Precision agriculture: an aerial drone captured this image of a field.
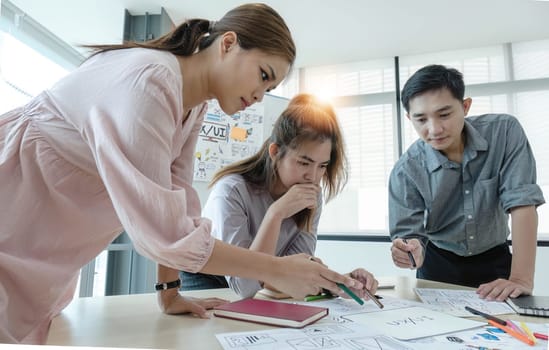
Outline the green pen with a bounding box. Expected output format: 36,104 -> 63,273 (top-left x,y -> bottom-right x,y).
337,283 -> 364,305
304,293 -> 334,302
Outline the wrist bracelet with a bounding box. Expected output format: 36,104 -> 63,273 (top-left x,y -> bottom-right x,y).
154,279 -> 181,291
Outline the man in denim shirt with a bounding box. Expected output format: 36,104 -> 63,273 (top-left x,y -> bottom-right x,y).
389,64 -> 545,301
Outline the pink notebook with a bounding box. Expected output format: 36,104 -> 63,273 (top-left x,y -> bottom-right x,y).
213,298 -> 328,328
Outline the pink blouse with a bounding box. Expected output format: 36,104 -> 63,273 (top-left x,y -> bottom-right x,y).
0,48 -> 215,343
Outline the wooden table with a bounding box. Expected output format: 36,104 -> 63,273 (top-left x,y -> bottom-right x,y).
46,276 -> 547,348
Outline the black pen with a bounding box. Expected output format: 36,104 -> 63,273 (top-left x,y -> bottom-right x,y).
402,238 -> 417,268
464,306 -> 507,326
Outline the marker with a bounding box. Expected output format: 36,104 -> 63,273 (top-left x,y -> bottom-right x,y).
519,321 -> 537,344
464,306 -> 507,326
533,332 -> 548,341
402,238 -> 417,268
304,293 -> 334,302
487,320 -> 534,346
336,283 -> 364,305
506,319 -> 527,336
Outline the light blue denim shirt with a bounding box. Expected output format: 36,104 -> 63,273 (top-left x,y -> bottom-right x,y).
389,114 -> 545,256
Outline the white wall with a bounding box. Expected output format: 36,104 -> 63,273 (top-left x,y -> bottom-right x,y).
9,1 -> 549,69
315,241 -> 549,295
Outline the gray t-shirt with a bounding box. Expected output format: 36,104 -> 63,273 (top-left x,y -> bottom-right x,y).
389,114 -> 545,256
203,174 -> 321,297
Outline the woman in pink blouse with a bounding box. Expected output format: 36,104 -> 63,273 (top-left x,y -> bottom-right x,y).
0,3 -> 361,344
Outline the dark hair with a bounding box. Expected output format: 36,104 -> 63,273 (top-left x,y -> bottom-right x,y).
211,93 -> 348,232
86,3 -> 295,67
401,64 -> 465,113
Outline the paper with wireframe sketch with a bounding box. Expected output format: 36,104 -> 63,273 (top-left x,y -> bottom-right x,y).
344,306 -> 485,340
414,288 -> 515,316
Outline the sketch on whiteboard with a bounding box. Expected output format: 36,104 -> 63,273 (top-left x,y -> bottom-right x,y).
193,99 -> 264,182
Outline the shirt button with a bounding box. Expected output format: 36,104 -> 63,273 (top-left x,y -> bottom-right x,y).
465,190 -> 470,194
467,215 -> 473,219
468,252 -> 473,255
469,236 -> 474,239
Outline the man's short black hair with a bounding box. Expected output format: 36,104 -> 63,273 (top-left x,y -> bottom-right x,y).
401,64 -> 465,113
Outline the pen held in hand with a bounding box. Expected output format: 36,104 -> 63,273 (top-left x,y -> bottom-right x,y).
363,288 -> 384,309
336,283 -> 364,305
336,283 -> 384,309
402,238 -> 417,268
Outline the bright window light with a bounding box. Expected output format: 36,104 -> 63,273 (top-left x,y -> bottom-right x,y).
0,31 -> 69,113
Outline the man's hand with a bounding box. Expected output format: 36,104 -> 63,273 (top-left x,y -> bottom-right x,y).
157,289 -> 228,318
390,238 -> 423,269
477,277 -> 533,301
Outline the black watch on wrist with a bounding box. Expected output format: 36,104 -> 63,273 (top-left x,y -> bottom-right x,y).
154,279 -> 181,291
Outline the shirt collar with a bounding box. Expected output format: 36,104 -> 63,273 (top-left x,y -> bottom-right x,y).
463,118 -> 488,152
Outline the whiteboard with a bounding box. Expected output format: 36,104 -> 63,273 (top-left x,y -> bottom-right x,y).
262,94 -> 291,137
193,94 -> 289,182
192,94 -> 289,203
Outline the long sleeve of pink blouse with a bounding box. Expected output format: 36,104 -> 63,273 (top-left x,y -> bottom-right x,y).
74,52 -> 215,272
31,47 -> 216,272
0,48 -> 215,344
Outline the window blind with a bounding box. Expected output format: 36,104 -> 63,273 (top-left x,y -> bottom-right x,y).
302,39 -> 549,234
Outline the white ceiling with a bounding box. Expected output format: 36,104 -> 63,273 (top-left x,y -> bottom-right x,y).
9,0 -> 549,68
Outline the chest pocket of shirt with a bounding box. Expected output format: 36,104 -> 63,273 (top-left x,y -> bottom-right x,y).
474,176 -> 503,241
475,176 -> 499,209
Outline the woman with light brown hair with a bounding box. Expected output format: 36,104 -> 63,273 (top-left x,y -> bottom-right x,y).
0,4 -> 361,344
179,93 -> 379,298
